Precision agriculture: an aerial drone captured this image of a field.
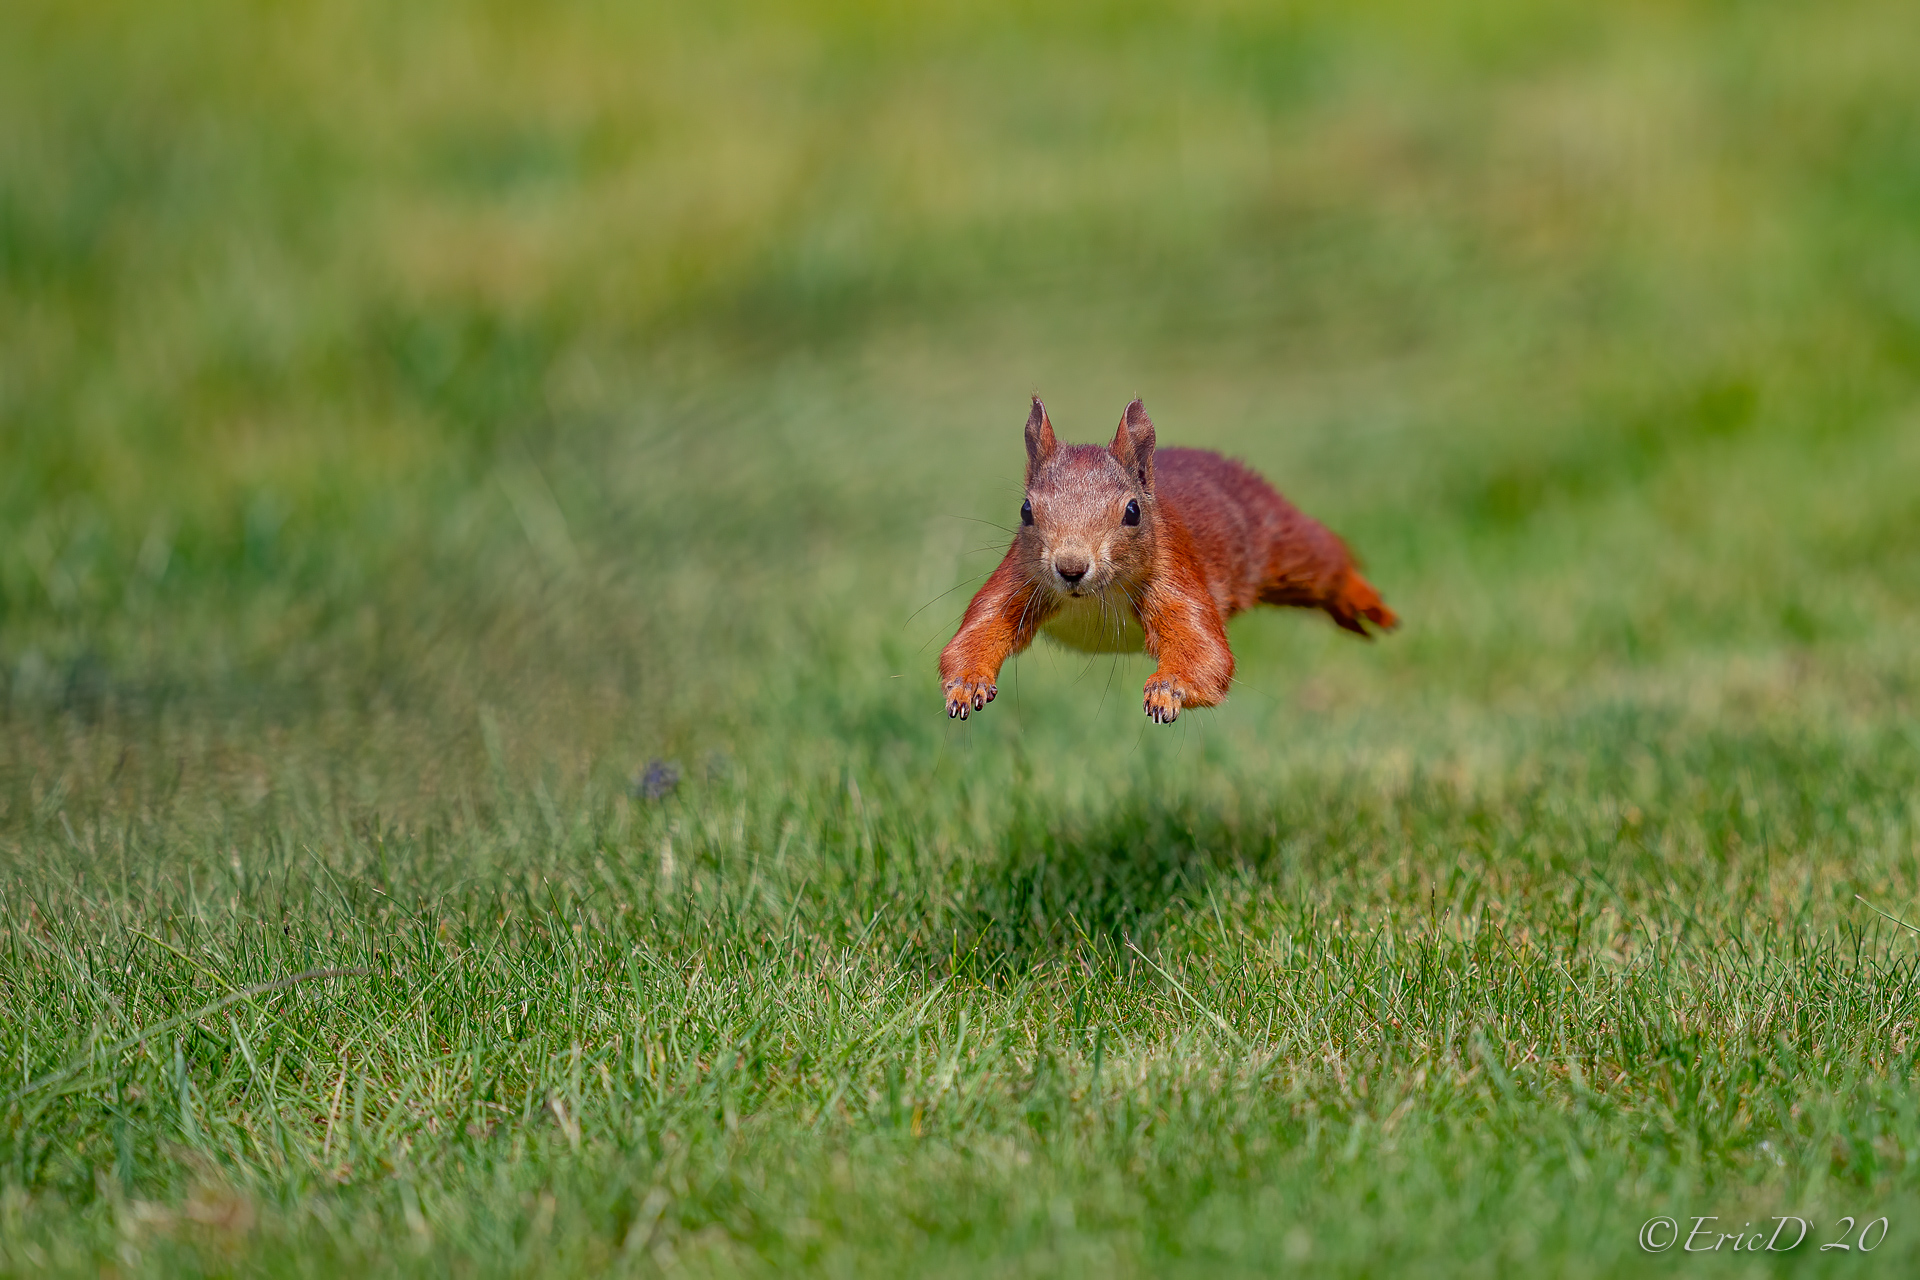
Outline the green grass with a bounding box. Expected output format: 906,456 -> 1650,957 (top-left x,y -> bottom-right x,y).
6,0 -> 1920,1273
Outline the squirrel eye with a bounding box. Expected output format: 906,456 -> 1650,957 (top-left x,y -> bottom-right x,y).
1123,498 -> 1141,526
1020,497 -> 1034,526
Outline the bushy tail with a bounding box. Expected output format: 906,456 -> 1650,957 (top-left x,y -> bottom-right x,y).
1328,569 -> 1398,639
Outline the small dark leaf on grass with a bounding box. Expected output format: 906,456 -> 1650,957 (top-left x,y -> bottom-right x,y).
633,759 -> 680,800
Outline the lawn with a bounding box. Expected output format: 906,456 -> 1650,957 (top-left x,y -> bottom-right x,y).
5,0 -> 1920,1274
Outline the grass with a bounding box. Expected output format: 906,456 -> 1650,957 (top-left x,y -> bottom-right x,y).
5,0 -> 1920,1273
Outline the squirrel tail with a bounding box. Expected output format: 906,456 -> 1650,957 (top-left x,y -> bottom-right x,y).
1328,569 -> 1398,639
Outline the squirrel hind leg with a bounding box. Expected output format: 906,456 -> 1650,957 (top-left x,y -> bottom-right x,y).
1328,570 -> 1398,638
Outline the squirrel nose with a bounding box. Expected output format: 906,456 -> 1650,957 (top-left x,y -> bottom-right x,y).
1055,557 -> 1089,585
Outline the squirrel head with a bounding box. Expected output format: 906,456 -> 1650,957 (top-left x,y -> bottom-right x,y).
1016,396 -> 1157,599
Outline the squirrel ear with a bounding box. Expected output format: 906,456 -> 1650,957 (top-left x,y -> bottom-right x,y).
1111,398 -> 1155,490
1025,396 -> 1057,479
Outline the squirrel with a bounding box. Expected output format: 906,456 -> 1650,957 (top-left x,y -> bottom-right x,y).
940,397 -> 1397,723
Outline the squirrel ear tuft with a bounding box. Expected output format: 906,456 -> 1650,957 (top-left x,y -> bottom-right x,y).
1025,396 -> 1057,478
1112,399 -> 1155,490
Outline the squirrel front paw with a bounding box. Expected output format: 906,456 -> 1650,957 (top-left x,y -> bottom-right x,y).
1142,674 -> 1188,724
944,674 -> 997,720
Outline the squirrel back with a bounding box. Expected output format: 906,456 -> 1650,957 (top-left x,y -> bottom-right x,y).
1151,447 -> 1398,637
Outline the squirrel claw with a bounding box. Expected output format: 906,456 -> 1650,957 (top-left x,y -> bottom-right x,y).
1142,676 -> 1185,724
944,676 -> 997,721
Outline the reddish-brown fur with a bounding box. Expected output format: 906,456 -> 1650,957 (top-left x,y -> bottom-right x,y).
940,397 -> 1396,723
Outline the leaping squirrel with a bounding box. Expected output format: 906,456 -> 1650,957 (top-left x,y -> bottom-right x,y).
941,397 -> 1397,723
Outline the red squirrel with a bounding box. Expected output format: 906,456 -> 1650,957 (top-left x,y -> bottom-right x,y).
940,397 -> 1397,723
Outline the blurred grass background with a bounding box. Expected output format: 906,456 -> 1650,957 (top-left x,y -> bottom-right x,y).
5,0 -> 1920,1274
